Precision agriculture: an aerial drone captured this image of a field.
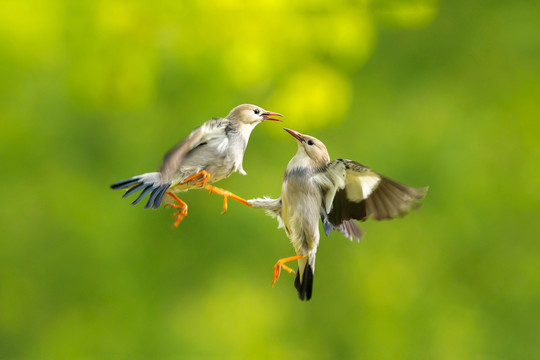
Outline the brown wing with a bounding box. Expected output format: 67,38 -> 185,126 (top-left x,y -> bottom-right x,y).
159,117 -> 228,182
365,174 -> 428,220
326,159 -> 428,226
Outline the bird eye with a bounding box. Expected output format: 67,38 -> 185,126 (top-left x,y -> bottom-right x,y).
253,109 -> 260,115
307,140 -> 314,146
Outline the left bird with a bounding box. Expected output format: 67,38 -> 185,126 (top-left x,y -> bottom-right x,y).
110,104 -> 283,227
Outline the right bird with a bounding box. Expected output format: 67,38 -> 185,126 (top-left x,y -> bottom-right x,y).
111,104 -> 283,227
249,128 -> 428,301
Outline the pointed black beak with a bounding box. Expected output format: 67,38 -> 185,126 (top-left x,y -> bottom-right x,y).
284,128 -> 304,142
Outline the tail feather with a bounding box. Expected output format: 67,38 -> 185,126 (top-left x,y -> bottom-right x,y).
144,184 -> 170,209
110,178 -> 139,190
131,185 -> 155,205
111,172 -> 171,210
150,184 -> 170,209
294,262 -> 314,301
122,183 -> 146,198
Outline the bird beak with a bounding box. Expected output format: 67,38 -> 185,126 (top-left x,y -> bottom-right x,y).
284,128 -> 304,142
262,111 -> 284,122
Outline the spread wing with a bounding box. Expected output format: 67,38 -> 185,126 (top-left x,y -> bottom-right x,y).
159,118 -> 229,182
318,159 -> 428,239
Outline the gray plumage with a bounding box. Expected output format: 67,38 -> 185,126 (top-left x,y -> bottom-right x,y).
111,104 -> 282,212
249,128 -> 428,301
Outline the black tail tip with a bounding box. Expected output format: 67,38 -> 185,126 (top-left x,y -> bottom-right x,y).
110,178 -> 139,190
294,264 -> 313,301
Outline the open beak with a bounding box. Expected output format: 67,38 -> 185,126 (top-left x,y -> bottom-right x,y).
284,128 -> 304,142
262,111 -> 284,122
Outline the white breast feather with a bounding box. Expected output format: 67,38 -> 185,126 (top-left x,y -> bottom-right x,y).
216,136 -> 229,153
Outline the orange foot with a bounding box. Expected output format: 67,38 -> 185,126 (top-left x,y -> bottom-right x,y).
272,254 -> 307,286
182,170 -> 210,187
204,184 -> 252,214
165,192 -> 188,227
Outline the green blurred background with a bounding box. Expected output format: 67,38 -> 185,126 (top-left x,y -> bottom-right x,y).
1,0 -> 539,358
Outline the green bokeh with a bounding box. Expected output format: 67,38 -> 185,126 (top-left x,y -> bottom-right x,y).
1,0 -> 539,359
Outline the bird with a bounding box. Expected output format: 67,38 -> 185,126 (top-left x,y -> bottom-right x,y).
111,104 -> 283,227
248,128 -> 428,301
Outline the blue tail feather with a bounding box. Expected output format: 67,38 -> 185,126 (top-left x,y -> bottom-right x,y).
122,183 -> 146,198
145,184 -> 169,209
112,173 -> 170,209
152,185 -> 170,209
111,178 -> 139,190
131,185 -> 155,205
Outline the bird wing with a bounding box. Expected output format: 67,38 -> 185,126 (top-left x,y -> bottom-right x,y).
320,210 -> 363,242
159,118 -> 229,182
317,159 -> 428,238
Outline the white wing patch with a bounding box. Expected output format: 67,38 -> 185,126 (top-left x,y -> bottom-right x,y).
346,172 -> 381,201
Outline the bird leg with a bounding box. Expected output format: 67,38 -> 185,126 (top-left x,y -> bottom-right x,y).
165,192 -> 188,227
182,170 -> 210,187
272,254 -> 308,286
203,185 -> 252,214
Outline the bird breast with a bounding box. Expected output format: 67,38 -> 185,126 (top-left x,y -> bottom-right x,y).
281,173 -> 322,254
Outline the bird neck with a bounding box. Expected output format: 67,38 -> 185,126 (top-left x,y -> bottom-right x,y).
232,121 -> 258,144
287,150 -> 316,173
286,147 -> 329,176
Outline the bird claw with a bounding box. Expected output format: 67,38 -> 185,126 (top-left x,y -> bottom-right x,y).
182,170 -> 210,188
166,192 -> 188,228
271,260 -> 296,286
221,196 -> 228,214
194,175 -> 209,187
272,263 -> 282,287
271,254 -> 307,286
171,210 -> 187,227
165,203 -> 182,209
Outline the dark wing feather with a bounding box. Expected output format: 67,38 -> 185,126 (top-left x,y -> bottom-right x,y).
365,175 -> 428,220
325,159 -> 427,229
322,210 -> 363,242
327,188 -> 367,223
336,219 -> 363,241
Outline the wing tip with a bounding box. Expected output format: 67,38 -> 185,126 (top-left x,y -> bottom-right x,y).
417,186 -> 429,199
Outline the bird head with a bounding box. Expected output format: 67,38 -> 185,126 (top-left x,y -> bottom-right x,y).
284,128 -> 330,165
227,104 -> 283,125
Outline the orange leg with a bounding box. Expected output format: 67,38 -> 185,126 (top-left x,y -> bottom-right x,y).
182,170 -> 210,187
204,184 -> 252,214
272,254 -> 307,286
165,192 -> 188,227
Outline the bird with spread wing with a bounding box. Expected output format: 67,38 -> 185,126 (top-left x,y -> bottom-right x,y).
249,128 -> 428,301
111,104 -> 283,227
